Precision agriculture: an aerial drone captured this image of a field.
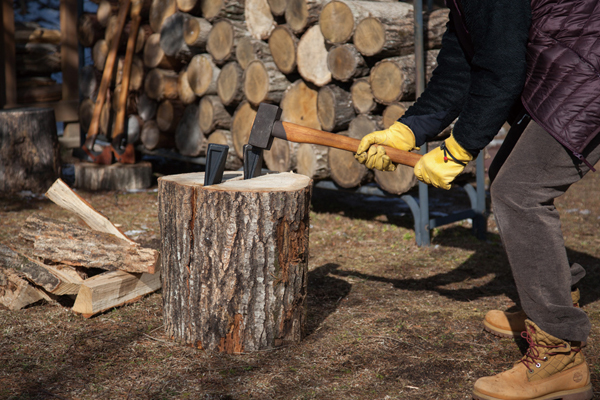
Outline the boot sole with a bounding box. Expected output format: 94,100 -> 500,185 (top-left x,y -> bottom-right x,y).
472,383 -> 593,400
482,320 -> 521,338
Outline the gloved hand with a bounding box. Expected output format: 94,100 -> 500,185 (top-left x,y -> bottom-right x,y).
355,121 -> 416,171
414,134 -> 473,190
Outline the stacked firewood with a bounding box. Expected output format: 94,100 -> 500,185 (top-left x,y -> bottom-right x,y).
0,180 -> 161,317
77,0 -> 450,194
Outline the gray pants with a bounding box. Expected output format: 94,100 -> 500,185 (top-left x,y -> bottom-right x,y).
490,120 -> 600,342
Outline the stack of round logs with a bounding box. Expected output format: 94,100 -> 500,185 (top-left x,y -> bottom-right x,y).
78,0 -> 450,195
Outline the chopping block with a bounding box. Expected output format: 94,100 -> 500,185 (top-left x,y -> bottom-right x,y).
158,171 -> 312,353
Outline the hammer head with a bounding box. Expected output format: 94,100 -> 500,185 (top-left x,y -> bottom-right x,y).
247,103 -> 282,151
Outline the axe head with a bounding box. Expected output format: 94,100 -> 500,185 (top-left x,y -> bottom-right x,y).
247,103 -> 282,151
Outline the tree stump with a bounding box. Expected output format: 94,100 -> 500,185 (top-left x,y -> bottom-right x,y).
159,171 -> 312,352
0,108 -> 60,195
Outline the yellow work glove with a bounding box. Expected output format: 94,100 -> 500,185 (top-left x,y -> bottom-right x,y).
355,121 -> 416,171
414,134 -> 473,190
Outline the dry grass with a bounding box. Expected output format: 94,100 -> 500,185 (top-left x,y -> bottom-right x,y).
0,169 -> 599,399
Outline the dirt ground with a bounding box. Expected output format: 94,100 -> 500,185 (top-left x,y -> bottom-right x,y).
1,160 -> 599,400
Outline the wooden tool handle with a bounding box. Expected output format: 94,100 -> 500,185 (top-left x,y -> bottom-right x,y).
279,121 -> 422,167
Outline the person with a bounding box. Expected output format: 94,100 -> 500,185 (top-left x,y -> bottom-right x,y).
355,0 -> 599,399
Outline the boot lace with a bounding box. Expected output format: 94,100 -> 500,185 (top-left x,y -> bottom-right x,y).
519,329 -> 578,373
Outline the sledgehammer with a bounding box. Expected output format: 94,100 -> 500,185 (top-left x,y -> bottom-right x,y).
243,103 -> 422,179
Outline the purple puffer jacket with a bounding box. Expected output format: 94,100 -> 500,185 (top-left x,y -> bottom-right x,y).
521,0 -> 600,166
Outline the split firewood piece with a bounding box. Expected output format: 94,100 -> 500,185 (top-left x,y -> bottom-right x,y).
328,130 -> 373,189
159,172 -> 311,352
245,0 -> 276,40
175,103 -> 206,157
144,68 -> 179,101
217,61 -> 244,107
156,99 -> 185,134
0,268 -> 48,310
285,0 -> 327,34
160,12 -> 194,63
317,84 -> 355,132
263,138 -> 292,173
187,54 -> 221,96
207,130 -> 243,170
143,33 -> 182,70
280,79 -> 321,129
267,0 -> 288,17
142,120 -> 175,150
77,13 -> 104,48
20,215 -> 160,275
199,96 -> 232,135
327,44 -> 368,82
183,16 -> 212,52
268,25 -> 298,75
177,68 -> 197,105
236,36 -> 272,70
231,101 -> 257,159
207,20 -> 250,65
0,243 -> 83,296
295,143 -> 329,180
72,268 -> 161,318
149,0 -> 177,32
243,59 -> 291,106
296,25 -> 331,87
201,0 -> 245,21
370,50 -> 439,104
45,179 -> 132,243
137,92 -> 158,121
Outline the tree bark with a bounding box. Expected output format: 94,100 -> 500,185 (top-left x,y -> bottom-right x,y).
141,119 -> 175,149
149,0 -> 177,32
236,36 -> 272,70
217,61 -> 244,107
187,53 -> 221,96
177,68 -> 197,105
144,68 -> 179,101
143,33 -> 182,70
175,103 -> 206,156
199,95 -> 232,134
74,162 -> 153,191
156,99 -> 185,134
207,129 -> 243,170
201,0 -> 245,21
183,16 -> 212,51
207,20 -> 250,65
78,13 -> 104,47
0,108 -> 60,195
231,100 -> 257,159
295,143 -> 329,180
15,43 -> 61,76
268,24 -> 297,75
0,268 -> 46,310
285,0 -> 326,34
327,44 -> 368,82
159,171 -> 311,352
243,59 -> 291,106
317,84 -> 355,132
296,25 -> 331,87
245,0 -> 276,40
370,50 -> 439,104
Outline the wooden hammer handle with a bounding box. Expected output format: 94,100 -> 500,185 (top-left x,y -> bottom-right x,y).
279,121 -> 422,167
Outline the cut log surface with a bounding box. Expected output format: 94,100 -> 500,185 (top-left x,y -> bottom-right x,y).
97,0 -> 118,27
183,16 -> 212,51
263,137 -> 291,172
77,13 -> 104,47
72,268 -> 161,318
207,20 -> 249,65
20,215 -> 160,274
144,68 -> 179,101
217,61 -> 244,106
348,113 -> 381,138
157,99 -> 185,133
295,143 -> 329,180
350,77 -> 379,114
199,95 -> 232,134
382,102 -> 410,128
374,163 -> 417,195
177,0 -> 201,13
285,0 -> 326,34
231,101 -> 257,158
370,50 -> 439,104
317,84 -> 355,132
0,268 -> 46,310
280,80 -> 320,130
175,103 -> 205,156
160,12 -> 193,62
327,44 -> 368,82
0,108 -> 60,195
74,162 -> 153,191
142,120 -> 175,149
93,39 -> 109,70
245,0 -> 276,40
187,54 -> 220,96
177,68 -> 197,104
137,92 -> 158,121
296,25 -> 331,87
236,36 -> 272,70
328,137 -> 372,188
268,25 -> 297,74
267,0 -> 288,16
127,114 -> 144,144
243,59 -> 291,106
207,130 -> 243,170
143,33 -> 181,70
149,0 -> 177,32
201,0 -> 245,21
159,171 -> 311,352
14,27 -> 62,44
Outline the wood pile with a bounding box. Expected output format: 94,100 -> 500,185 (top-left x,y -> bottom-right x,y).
79,0 -> 451,195
0,179 -> 161,317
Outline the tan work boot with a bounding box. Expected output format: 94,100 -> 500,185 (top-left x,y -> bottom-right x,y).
473,320 -> 593,400
483,289 -> 580,338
